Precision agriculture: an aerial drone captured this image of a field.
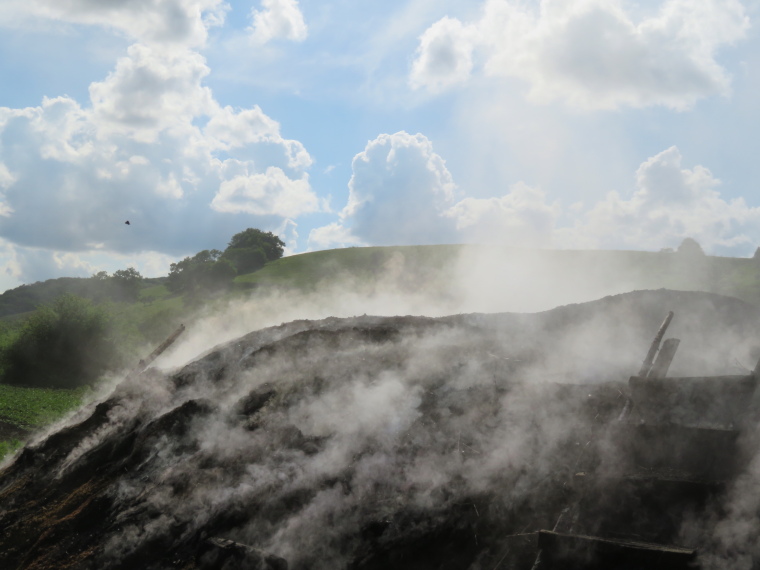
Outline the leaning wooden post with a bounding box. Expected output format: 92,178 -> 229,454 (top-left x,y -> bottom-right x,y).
638,311 -> 674,377
129,324 -> 186,377
753,356 -> 760,380
647,338 -> 680,378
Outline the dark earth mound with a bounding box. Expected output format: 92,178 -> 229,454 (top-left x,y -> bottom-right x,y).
2,289 -> 760,569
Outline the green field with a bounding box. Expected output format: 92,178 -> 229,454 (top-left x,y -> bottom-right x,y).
0,384 -> 88,429
0,384 -> 89,460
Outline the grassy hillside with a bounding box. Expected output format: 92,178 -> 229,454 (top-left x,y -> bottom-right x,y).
235,245 -> 760,308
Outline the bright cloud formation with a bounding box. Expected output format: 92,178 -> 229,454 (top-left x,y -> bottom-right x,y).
311,134 -> 760,256
411,0 -> 749,110
248,0 -> 308,44
571,147 -> 760,253
0,0 -> 227,47
311,131 -> 459,248
409,16 -> 475,93
0,5 -> 320,285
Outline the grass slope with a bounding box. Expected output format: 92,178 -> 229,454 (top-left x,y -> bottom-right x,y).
236,246 -> 760,308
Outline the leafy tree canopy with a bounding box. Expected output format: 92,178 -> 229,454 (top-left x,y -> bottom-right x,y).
227,229 -> 284,261
167,250 -> 236,295
677,237 -> 705,256
221,228 -> 285,275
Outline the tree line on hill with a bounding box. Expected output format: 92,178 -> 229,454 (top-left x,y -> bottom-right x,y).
0,228 -> 284,389
167,228 -> 284,295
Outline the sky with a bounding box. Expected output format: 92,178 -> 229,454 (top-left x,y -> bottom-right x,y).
0,0 -> 759,292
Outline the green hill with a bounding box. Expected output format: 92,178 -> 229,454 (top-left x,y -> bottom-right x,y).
234,245 -> 760,308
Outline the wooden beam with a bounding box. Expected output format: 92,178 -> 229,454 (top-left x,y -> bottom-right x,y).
638,311 -> 674,377
129,324 -> 186,378
647,338 -> 680,378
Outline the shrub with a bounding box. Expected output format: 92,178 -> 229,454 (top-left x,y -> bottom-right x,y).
1,295 -> 121,388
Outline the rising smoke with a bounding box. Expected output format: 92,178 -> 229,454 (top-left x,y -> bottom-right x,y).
2,247 -> 760,569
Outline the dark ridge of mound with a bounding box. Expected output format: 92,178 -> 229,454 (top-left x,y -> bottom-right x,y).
1,289 -> 759,569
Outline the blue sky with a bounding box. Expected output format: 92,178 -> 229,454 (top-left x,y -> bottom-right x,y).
0,0 -> 759,292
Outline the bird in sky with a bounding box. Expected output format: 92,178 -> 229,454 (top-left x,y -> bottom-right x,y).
125,221 -> 130,225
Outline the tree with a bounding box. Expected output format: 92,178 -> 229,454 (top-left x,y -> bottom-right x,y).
167,250 -> 234,294
1,295 -> 121,388
222,228 -> 285,275
112,267 -> 143,301
222,247 -> 268,274
677,237 -> 705,256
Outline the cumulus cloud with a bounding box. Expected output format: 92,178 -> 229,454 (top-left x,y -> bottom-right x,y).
90,44 -> 215,143
412,0 -> 749,109
327,131 -> 458,247
249,0 -> 308,44
445,182 -> 561,247
308,222 -> 359,250
0,0 -> 227,47
567,146 -> 760,253
409,16 -> 475,93
211,168 -> 319,217
311,137 -> 760,257
309,132 -> 561,250
0,31 -> 320,284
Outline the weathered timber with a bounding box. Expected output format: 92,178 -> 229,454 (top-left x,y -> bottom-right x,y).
130,324 -> 186,376
638,311 -> 674,377
647,338 -> 680,378
620,423 -> 740,482
198,537 -> 288,570
753,354 -> 760,379
533,530 -> 696,570
628,374 -> 756,428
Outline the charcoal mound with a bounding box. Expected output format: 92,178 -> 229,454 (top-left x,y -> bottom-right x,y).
1,289 -> 760,570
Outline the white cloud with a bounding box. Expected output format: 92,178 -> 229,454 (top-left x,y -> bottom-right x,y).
412,0 -> 749,109
445,182 -> 561,247
311,137 -> 760,257
211,167 -> 319,217
409,16 -> 475,93
0,162 -> 16,191
205,105 -> 312,169
308,222 -> 361,250
340,131 -> 458,246
90,43 -> 215,143
249,0 -> 308,44
0,32 -> 320,281
567,146 -> 760,253
309,132 -> 559,250
0,0 -> 227,47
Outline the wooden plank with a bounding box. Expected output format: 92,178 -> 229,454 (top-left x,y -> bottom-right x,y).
129,324 -> 186,377
638,311 -> 674,377
535,530 -> 696,569
647,338 -> 680,378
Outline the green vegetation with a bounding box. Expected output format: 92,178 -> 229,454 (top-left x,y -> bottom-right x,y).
0,384 -> 88,429
1,295 -> 122,389
0,440 -> 22,461
234,244 -> 462,291
0,384 -> 87,461
168,228 -> 286,296
168,249 -> 237,295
